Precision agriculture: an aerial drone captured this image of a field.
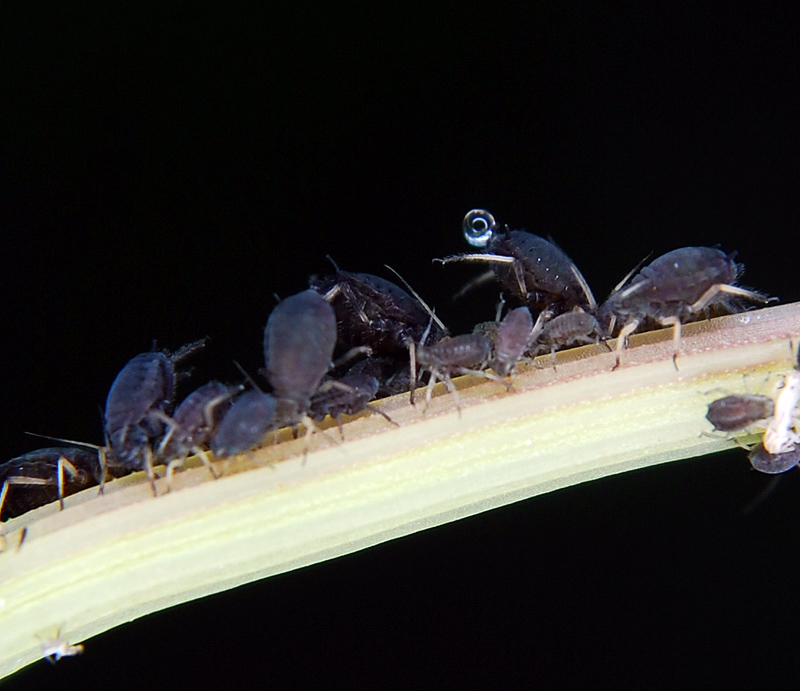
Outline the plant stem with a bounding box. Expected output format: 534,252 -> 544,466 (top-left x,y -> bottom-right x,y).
1,302 -> 799,678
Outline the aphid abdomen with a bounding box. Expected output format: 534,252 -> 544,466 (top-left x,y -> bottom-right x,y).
638,247 -> 736,306
264,290 -> 338,410
209,390 -> 278,458
705,394 -> 774,432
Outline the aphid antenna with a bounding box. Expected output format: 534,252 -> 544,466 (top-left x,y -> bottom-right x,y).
383,264 -> 449,335
609,252 -> 654,295
232,360 -> 267,393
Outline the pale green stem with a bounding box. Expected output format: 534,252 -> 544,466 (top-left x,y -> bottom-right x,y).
1,302 -> 799,678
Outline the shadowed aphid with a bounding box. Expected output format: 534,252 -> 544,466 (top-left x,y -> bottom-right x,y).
748,442 -> 800,474
532,308 -> 606,366
598,247 -> 770,366
309,371 -> 396,432
0,447 -> 102,521
436,209 -> 596,316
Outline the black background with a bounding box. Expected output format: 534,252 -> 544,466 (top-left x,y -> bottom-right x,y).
3,4 -> 800,688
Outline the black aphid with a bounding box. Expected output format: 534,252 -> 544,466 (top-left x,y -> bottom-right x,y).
436,209 -> 596,316
157,380 -> 242,482
411,332 -> 507,412
264,289 -> 338,427
748,442 -> 800,474
312,263 -> 446,356
309,371 -> 396,431
103,339 -> 206,492
0,447 -> 102,521
532,308 -> 606,366
705,394 -> 774,433
598,247 -> 770,365
208,389 -> 278,458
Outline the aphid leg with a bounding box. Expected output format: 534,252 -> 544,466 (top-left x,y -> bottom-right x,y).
408,338 -> 418,406
689,283 -> 770,312
364,403 -> 399,427
658,315 -> 682,370
451,269 -> 496,301
612,320 -> 640,370
143,447 -> 158,497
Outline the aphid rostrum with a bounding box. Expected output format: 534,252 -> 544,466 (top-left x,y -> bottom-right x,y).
436,209 -> 596,316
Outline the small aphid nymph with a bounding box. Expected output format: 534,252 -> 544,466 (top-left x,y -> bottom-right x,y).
705,394 -> 774,433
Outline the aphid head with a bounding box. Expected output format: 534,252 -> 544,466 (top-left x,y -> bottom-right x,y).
462,209 -> 498,248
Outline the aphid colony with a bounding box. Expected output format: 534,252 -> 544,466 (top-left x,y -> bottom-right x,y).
706,347 -> 800,475
1,209 -> 772,521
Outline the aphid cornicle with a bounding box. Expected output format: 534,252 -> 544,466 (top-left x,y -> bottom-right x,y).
436,209 -> 597,316
705,394 -> 774,433
0,447 -> 103,521
599,246 -> 769,364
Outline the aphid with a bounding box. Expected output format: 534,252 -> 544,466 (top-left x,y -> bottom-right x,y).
156,381 -> 242,482
484,306 -> 534,377
533,307 -> 606,365
762,369 -> 800,454
263,289 -> 338,427
36,628 -> 84,663
311,261 -> 447,356
309,371 -> 396,430
0,447 -> 102,521
598,247 -> 769,365
208,389 -> 278,458
436,209 -> 596,316
748,442 -> 800,474
411,332 -> 506,411
705,394 -> 774,433
103,340 -> 205,491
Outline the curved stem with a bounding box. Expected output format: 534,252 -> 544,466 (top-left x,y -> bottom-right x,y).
1,302 -> 799,679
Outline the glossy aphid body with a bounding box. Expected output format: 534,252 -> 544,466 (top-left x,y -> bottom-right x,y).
157,380 -> 242,479
103,341 -> 206,483
0,447 -> 102,521
312,265 -> 447,356
437,209 -> 597,317
598,247 -> 769,363
264,289 -> 338,428
705,394 -> 775,433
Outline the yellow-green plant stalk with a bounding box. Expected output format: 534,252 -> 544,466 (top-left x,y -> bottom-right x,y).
1,302 -> 799,678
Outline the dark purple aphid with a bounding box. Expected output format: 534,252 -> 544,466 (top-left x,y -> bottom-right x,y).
157,380 -> 242,480
748,442 -> 800,474
0,447 -> 102,521
598,247 -> 769,364
312,265 -> 446,356
208,390 -> 278,458
264,289 -> 338,426
412,332 -> 506,412
705,394 -> 774,433
103,340 -> 205,489
436,209 -> 596,316
309,371 -> 396,431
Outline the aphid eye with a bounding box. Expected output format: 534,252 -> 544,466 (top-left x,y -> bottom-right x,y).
462,209 -> 497,248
